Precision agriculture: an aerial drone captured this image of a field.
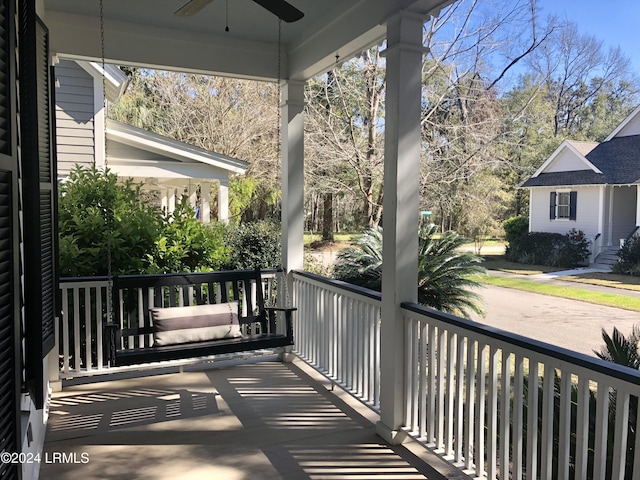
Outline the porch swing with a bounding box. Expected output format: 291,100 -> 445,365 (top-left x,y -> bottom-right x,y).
98,1 -> 295,367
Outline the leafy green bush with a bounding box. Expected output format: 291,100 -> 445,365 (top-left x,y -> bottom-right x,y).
505,229 -> 590,267
503,215 -> 529,245
612,236 -> 640,276
59,165 -> 162,276
146,198 -> 230,273
223,221 -> 281,270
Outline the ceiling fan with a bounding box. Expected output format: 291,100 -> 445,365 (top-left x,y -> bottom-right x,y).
174,0 -> 304,23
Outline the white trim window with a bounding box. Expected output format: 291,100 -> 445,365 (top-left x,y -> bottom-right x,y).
550,191 -> 577,220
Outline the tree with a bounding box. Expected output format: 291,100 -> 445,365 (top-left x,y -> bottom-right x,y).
333,225 -> 485,317
110,70 -> 281,222
305,47 -> 386,230
526,20 -> 639,139
58,165 -> 162,276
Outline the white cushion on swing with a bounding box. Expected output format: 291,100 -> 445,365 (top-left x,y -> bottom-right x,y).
150,302 -> 242,347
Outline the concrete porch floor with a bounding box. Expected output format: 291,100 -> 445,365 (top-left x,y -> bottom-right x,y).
40,358 -> 465,480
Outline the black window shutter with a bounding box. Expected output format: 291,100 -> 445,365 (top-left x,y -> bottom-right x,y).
569,191 -> 577,220
0,0 -> 21,476
19,2 -> 56,409
549,192 -> 556,220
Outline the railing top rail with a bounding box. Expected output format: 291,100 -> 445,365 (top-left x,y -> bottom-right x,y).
60,276 -> 111,284
61,269 -> 282,287
292,270 -> 382,302
402,301 -> 640,386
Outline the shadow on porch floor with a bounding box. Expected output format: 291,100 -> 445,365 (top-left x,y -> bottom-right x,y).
41,358 -> 465,480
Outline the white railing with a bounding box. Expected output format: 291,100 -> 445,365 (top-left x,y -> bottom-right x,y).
58,277 -> 111,376
292,270 -> 381,409
402,301 -> 640,480
58,271 -> 282,379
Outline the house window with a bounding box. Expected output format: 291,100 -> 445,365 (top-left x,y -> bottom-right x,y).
557,192 -> 570,219
550,191 -> 577,221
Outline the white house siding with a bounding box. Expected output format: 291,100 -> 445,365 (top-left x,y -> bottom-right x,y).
614,115 -> 640,138
529,187 -> 600,238
54,60 -> 96,176
544,148 -> 589,173
611,186 -> 637,243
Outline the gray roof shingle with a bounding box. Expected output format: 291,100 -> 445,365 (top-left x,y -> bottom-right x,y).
522,134 -> 640,187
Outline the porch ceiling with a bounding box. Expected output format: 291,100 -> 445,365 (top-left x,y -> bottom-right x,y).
43,0 -> 451,81
40,359 -> 456,480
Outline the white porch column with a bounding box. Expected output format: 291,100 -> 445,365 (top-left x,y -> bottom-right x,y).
201,181 -> 212,223
218,178 -> 229,223
188,181 -> 198,211
377,10 -> 426,445
160,187 -> 169,215
281,80 -> 305,272
168,188 -> 176,216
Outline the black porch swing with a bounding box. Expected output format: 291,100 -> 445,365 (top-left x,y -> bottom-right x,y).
97,1 -> 296,367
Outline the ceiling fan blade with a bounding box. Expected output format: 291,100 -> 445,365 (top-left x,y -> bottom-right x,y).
252,0 -> 304,23
174,0 -> 214,16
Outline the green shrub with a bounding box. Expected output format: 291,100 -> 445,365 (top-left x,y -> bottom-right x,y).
505,229 -> 590,267
58,165 -> 162,276
503,215 -> 529,245
613,236 -> 640,276
146,198 -> 230,273
223,221 -> 281,270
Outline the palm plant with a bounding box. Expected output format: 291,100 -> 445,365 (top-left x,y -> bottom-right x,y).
595,325 -> 640,369
333,225 -> 485,317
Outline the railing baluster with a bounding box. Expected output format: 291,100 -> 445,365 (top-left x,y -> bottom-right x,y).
475,342 -> 487,477
445,330 -> 456,458
526,360 -> 539,480
464,338 -> 475,471
558,371 -> 572,480
512,355 -> 524,480
500,351 -> 511,480
73,287 -> 81,373
419,321 -> 428,440
428,323 -> 437,445
455,334 -> 465,465
540,363 -> 554,479
487,345 -> 499,479
594,383 -> 610,480
437,327 -> 446,450
611,388 -> 630,480
62,288 -> 70,374
84,287 -> 92,371
574,375 -> 591,479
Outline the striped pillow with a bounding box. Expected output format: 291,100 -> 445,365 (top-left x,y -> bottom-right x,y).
151,302 -> 242,347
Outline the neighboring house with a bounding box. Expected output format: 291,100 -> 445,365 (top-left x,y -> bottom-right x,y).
522,106 -> 640,264
55,59 -> 248,222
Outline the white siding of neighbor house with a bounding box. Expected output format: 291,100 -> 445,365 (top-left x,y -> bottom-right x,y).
614,114 -> 640,138
544,148 -> 592,173
611,186 -> 637,243
55,60 -> 96,176
107,140 -> 169,162
529,187 -> 600,238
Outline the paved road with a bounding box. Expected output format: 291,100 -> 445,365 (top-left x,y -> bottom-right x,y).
470,283 -> 640,357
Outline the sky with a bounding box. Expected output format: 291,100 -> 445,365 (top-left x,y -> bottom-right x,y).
536,0 -> 640,74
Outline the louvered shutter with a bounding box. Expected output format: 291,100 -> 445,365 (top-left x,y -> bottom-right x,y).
549,192 -> 556,220
569,191 -> 577,221
0,172 -> 18,480
0,0 -> 9,155
19,2 -> 57,409
0,0 -> 20,476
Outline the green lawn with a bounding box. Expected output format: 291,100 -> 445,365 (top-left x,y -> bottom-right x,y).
479,274 -> 640,312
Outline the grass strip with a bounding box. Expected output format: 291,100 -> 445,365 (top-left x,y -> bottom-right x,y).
559,273 -> 640,292
479,275 -> 640,312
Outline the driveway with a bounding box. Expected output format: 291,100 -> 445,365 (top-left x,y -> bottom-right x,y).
470,283 -> 640,357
